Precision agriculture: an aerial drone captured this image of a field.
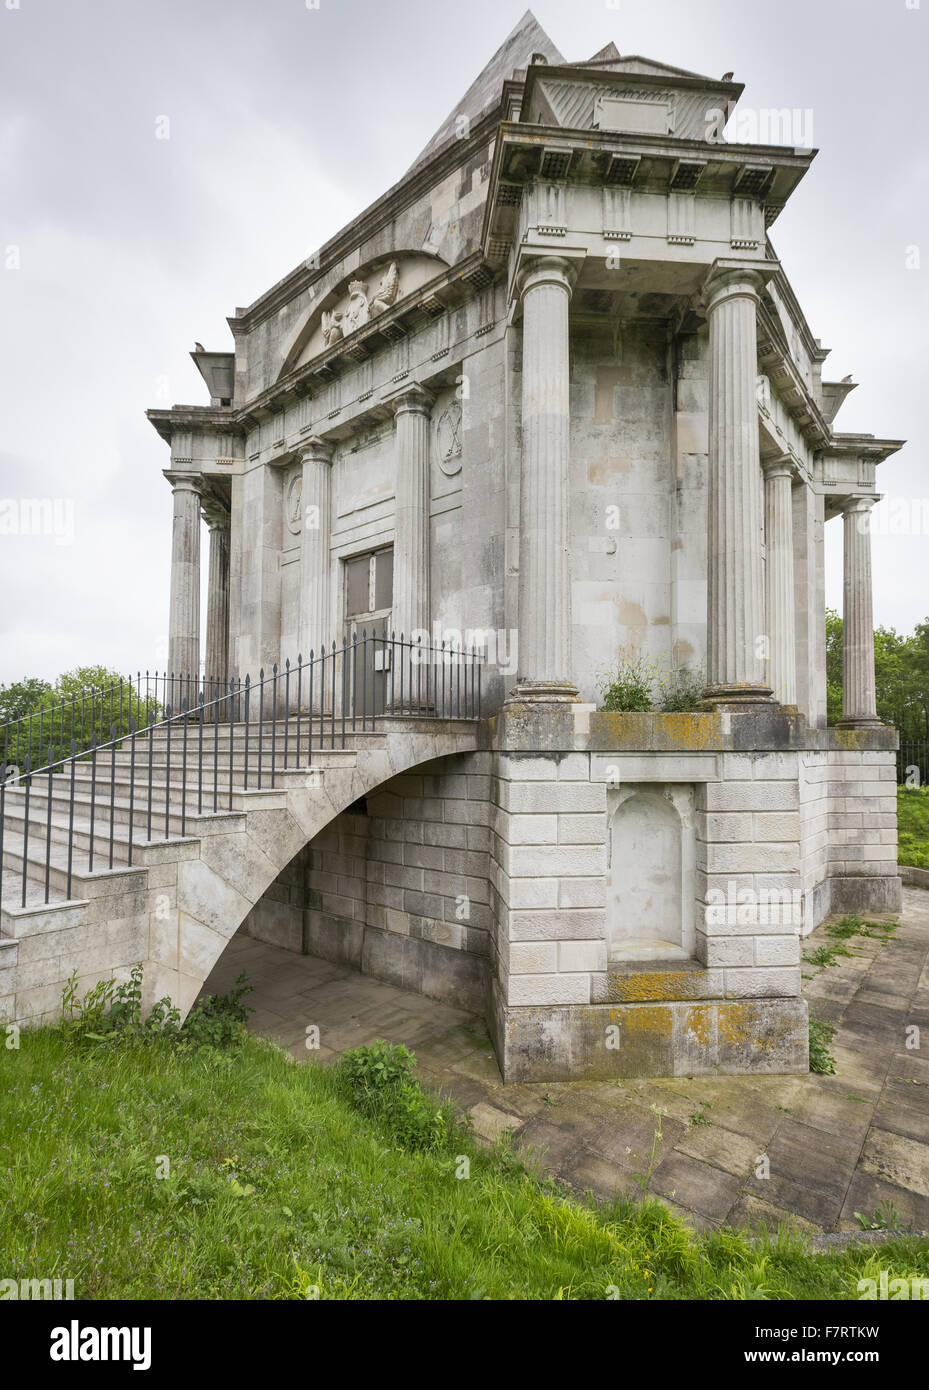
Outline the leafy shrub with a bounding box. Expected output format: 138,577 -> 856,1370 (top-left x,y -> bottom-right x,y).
59,972 -> 117,1038
656,666 -> 705,713
57,965 -> 250,1050
597,654 -> 705,713
181,972 -> 253,1048
336,1039 -> 454,1153
597,654 -> 658,712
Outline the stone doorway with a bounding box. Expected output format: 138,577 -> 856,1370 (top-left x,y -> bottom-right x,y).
343,545 -> 393,716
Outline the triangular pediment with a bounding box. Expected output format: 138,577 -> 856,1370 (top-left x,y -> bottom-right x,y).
577,53 -> 729,83
405,9 -> 564,173
524,56 -> 742,141
585,42 -> 621,65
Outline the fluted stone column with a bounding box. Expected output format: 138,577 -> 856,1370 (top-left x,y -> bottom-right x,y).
166,473 -> 202,682
298,436 -> 333,659
391,385 -> 432,642
763,456 -> 797,705
513,255 -> 577,700
704,264 -> 772,704
839,497 -> 881,727
204,512 -> 230,687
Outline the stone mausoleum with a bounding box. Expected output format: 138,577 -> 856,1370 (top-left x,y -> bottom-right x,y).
143,12 -> 903,1080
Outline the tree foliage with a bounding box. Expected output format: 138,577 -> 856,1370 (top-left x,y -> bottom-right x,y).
826,610 -> 929,740
0,666 -> 162,772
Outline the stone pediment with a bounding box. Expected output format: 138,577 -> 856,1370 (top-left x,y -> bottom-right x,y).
523,65 -> 743,143
288,252 -> 449,373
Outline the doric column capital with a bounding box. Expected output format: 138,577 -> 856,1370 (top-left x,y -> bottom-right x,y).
297,435 -> 334,467
762,453 -> 800,482
703,257 -> 776,315
389,382 -> 434,420
164,471 -> 204,495
841,494 -> 879,540
841,494 -> 876,514
516,254 -> 579,303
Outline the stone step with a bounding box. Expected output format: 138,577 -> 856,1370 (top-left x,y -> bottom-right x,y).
17,747 -> 359,786
0,828 -> 144,902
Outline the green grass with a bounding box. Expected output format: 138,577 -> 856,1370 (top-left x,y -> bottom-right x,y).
898,786 -> 929,869
3,1028 -> 929,1300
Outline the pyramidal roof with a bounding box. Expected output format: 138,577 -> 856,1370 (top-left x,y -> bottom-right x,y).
406,9 -> 564,172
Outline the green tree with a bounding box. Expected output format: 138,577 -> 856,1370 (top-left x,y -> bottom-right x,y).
825,612 -> 929,742
825,608 -> 843,725
1,667 -> 161,771
0,677 -> 52,726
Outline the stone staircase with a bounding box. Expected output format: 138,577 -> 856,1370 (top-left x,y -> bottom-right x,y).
0,711 -> 483,1027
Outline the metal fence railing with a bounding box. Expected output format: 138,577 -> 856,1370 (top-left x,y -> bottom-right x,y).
0,632 -> 482,913
0,670 -> 232,774
897,740 -> 928,787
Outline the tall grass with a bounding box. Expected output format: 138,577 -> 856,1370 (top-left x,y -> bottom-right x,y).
2,1029 -> 927,1300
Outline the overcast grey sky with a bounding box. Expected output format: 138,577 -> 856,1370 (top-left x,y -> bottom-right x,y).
1,0 -> 926,685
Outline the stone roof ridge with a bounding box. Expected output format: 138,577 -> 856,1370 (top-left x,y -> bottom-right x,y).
403,9 -> 564,174
573,50 -> 733,84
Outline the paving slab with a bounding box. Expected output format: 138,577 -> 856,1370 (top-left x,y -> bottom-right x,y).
198,887 -> 929,1234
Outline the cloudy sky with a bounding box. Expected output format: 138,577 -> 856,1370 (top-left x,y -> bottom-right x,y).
0,0 -> 926,686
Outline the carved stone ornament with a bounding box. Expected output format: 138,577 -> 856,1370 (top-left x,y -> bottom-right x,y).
321,309 -> 343,348
436,399 -> 463,476
324,262 -> 401,344
285,469 -> 303,535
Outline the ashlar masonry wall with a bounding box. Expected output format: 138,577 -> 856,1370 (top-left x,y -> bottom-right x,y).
236,709 -> 900,1084
242,753 -> 494,1014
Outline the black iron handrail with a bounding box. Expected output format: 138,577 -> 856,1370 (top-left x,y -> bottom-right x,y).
0,669 -> 233,773
0,631 -> 482,915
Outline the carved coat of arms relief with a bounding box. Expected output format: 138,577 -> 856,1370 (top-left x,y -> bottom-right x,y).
321,261 -> 400,349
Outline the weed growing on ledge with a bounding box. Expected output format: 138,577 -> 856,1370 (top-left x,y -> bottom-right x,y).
809,1018 -> 837,1075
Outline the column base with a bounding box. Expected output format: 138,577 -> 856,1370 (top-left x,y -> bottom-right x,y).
504,679 -> 579,705
836,716 -> 884,730
700,683 -> 775,709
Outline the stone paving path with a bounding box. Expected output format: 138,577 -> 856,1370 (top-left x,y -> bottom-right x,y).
201,888 -> 929,1234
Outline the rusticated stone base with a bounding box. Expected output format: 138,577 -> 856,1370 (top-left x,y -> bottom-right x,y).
829,874 -> 903,917
490,980 -> 809,1082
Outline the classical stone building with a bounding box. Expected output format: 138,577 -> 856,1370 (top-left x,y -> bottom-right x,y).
1,13 -> 903,1081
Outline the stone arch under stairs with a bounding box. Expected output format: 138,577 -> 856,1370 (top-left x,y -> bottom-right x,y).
147,725 -> 483,1018
0,722 -> 481,1028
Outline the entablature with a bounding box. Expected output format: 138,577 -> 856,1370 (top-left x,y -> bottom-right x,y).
482,120 -> 814,264
815,434 -> 905,516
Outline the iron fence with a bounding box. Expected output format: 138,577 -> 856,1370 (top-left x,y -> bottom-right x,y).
897,740 -> 928,787
0,632 -> 482,914
0,670 -> 232,773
